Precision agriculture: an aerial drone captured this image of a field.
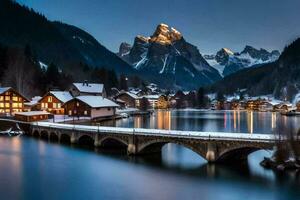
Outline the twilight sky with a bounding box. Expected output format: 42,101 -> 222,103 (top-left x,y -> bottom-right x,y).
17,0 -> 300,54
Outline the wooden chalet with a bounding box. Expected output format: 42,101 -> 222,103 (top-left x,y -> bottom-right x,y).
114,91 -> 139,108
0,87 -> 29,116
15,111 -> 50,122
39,91 -> 73,115
64,96 -> 119,119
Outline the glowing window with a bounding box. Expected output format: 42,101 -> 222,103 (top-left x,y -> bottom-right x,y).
84,110 -> 88,115
5,96 -> 10,101
53,103 -> 57,109
57,103 -> 61,108
5,103 -> 9,108
12,103 -> 18,108
0,96 -> 3,101
48,96 -> 52,102
12,96 -> 18,101
0,103 -> 3,107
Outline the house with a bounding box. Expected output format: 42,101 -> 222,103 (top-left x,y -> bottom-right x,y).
157,95 -> 169,109
273,102 -> 293,112
15,111 -> 50,122
140,95 -> 160,109
70,82 -> 106,97
297,102 -> 300,112
114,91 -> 139,108
39,91 -> 73,115
0,87 -> 29,116
24,96 -> 42,112
64,96 -> 119,119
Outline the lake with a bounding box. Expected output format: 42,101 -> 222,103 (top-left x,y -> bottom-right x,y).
0,110 -> 300,200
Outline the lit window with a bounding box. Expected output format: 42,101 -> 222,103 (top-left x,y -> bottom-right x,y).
0,103 -> 3,107
0,109 -> 4,113
45,103 -> 48,108
0,96 -> 3,101
12,103 -> 18,108
57,103 -> 61,108
19,103 -> 22,107
84,110 -> 88,115
53,103 -> 57,109
5,96 -> 10,101
12,97 -> 18,101
48,96 -> 52,102
41,103 -> 45,108
5,103 -> 9,108
76,102 -> 79,107
68,110 -> 72,115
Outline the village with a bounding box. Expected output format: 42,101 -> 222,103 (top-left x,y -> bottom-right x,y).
0,81 -> 300,123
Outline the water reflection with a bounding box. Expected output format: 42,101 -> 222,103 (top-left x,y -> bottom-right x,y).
104,110 -> 300,134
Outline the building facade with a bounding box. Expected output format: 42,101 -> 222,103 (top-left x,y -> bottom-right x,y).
0,87 -> 29,115
64,96 -> 119,119
39,91 -> 73,115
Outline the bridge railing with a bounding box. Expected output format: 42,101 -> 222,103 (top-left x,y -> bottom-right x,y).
31,122 -> 276,142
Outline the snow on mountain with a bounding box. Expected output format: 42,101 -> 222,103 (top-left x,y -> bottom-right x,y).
117,23 -> 221,90
204,46 -> 280,77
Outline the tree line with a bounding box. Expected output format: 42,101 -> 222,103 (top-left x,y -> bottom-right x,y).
0,44 -> 145,98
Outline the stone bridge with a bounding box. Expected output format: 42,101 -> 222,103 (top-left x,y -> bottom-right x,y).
30,122 -> 276,163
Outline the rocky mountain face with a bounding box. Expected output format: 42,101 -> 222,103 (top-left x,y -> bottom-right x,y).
208,38 -> 300,101
118,24 -> 221,90
204,46 -> 280,77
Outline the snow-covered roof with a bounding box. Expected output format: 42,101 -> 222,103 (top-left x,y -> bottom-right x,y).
0,87 -> 11,95
119,91 -> 139,99
50,91 -> 73,103
76,96 -> 119,108
73,83 -> 104,94
15,111 -> 50,116
141,95 -> 160,100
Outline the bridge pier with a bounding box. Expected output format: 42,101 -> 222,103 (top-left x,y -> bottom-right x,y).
94,134 -> 101,147
127,143 -> 137,155
70,132 -> 78,144
206,142 -> 217,163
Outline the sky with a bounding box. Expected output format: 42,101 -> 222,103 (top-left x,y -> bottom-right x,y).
17,0 -> 300,54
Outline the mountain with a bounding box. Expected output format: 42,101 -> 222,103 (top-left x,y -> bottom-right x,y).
0,0 -> 134,74
208,38 -> 300,101
204,46 -> 280,76
118,24 -> 222,90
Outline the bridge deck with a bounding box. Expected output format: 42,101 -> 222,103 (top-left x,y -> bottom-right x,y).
32,122 -> 275,142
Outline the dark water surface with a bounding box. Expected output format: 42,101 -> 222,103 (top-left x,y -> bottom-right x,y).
0,110 -> 300,200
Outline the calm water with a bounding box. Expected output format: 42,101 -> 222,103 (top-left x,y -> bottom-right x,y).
0,110 -> 300,200
100,110 -> 300,134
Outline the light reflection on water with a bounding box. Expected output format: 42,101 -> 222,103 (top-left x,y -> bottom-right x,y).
1,111 -> 300,199
99,110 -> 300,134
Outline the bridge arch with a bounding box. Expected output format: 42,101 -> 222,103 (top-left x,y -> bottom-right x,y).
40,130 -> 49,140
32,130 -> 40,137
98,136 -> 128,148
216,146 -> 262,162
49,132 -> 59,142
137,140 -> 207,159
78,135 -> 95,146
60,134 -> 71,144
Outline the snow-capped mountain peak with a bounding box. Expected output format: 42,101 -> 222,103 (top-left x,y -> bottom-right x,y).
149,23 -> 182,45
204,46 -> 280,77
117,24 -> 221,89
